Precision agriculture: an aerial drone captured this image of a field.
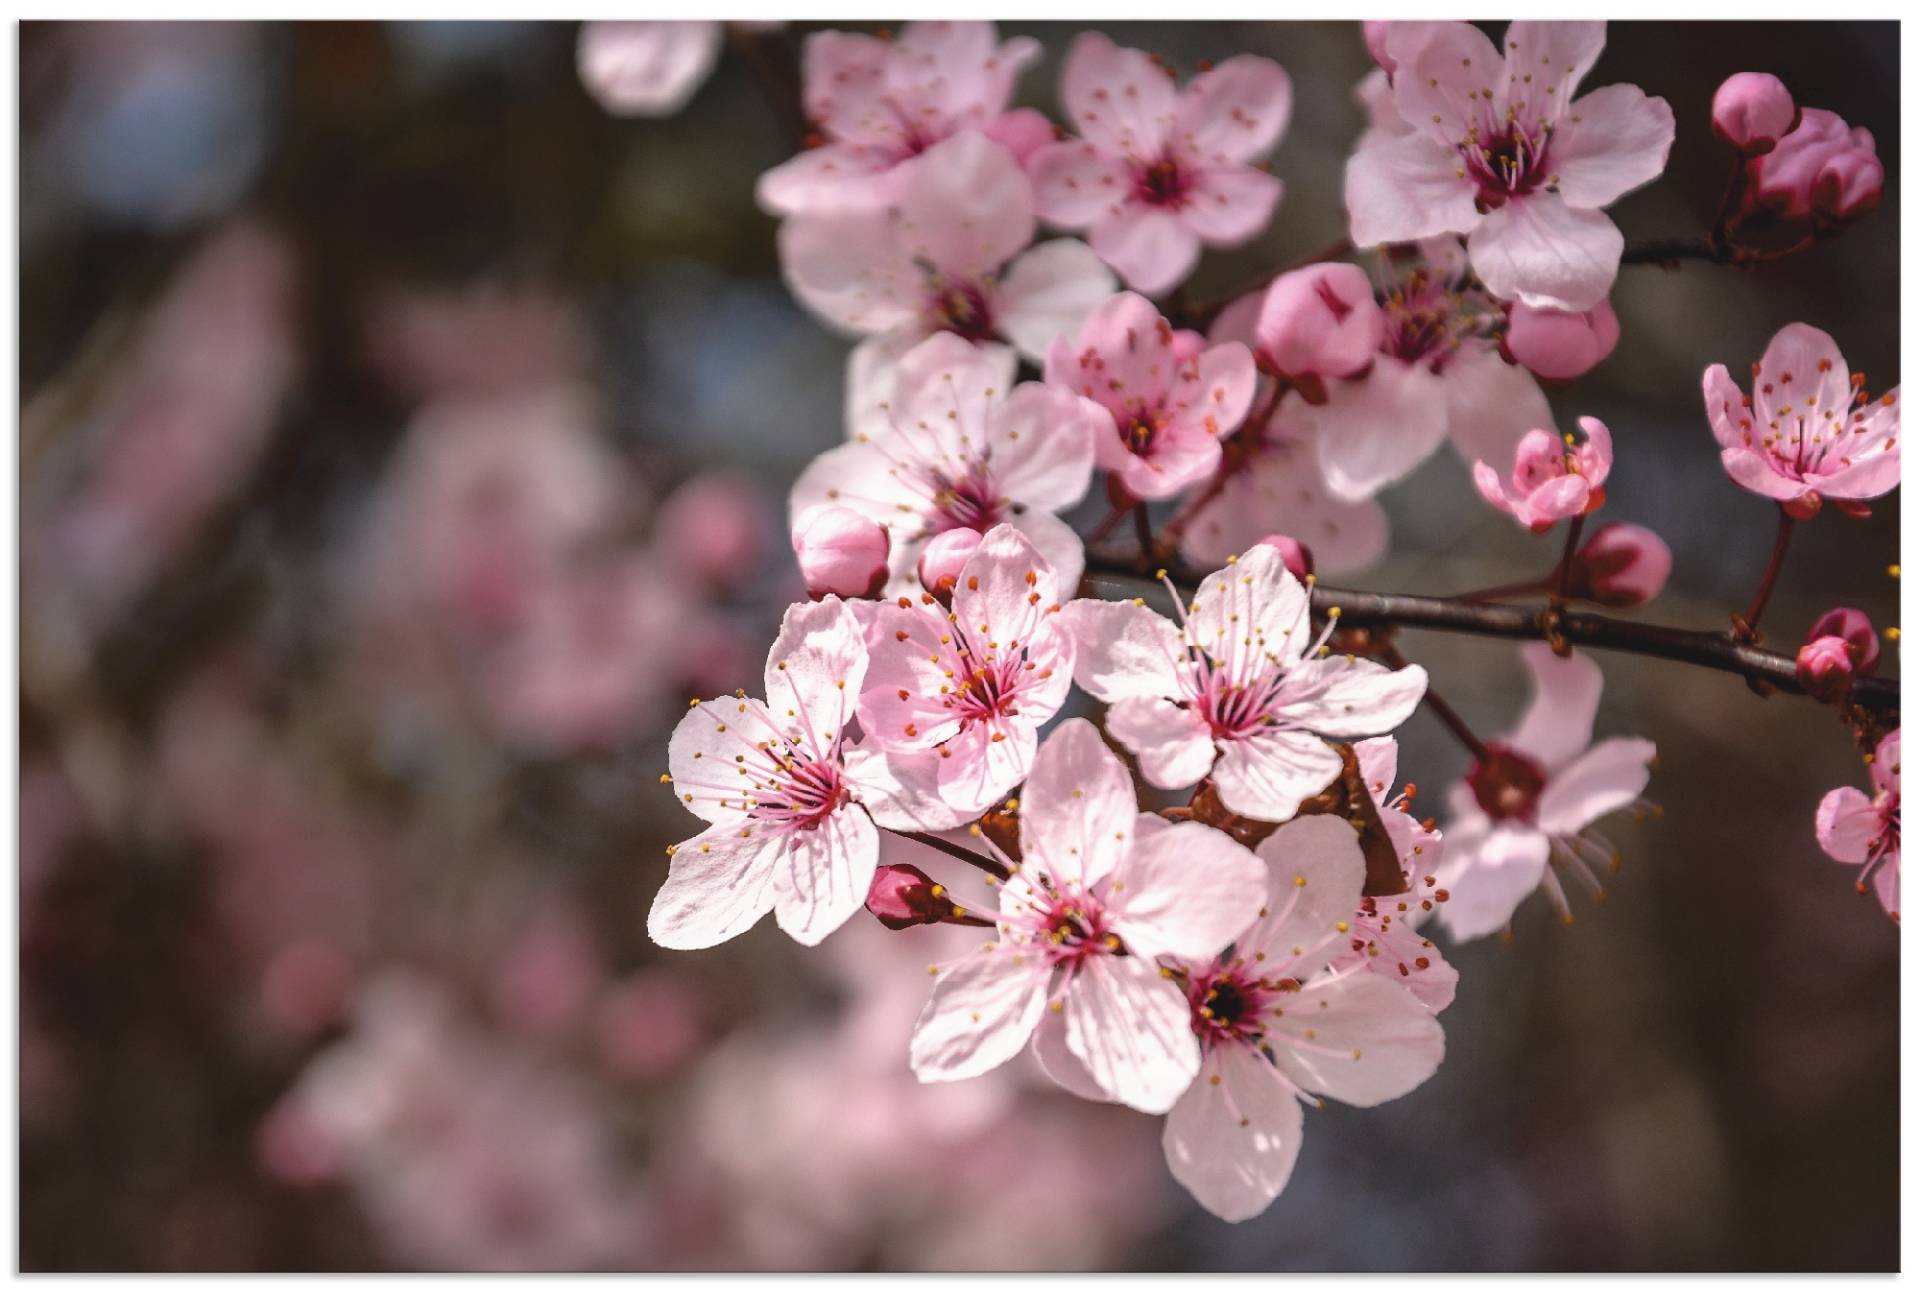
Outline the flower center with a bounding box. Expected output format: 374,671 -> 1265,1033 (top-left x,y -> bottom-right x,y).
1468,742 -> 1549,822
929,470 -> 1007,534
1135,156 -> 1191,208
930,280 -> 996,344
759,756 -> 846,830
1188,964 -> 1288,1052
1460,119 -> 1553,206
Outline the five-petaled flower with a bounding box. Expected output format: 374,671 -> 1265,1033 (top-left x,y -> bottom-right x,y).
1817,727 -> 1900,921
1159,814 -> 1446,1222
909,718 -> 1268,1113
1030,31 -> 1293,296
650,597 -> 963,950
1346,21 -> 1674,311
792,333 -> 1107,593
1473,415 -> 1613,532
1704,322 -> 1901,519
858,524 -> 1074,815
1044,291 -> 1257,501
1061,545 -> 1429,822
1433,643 -> 1656,939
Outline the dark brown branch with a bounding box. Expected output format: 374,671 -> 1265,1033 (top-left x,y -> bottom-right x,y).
896,830 -> 1012,882
1080,556 -> 1900,717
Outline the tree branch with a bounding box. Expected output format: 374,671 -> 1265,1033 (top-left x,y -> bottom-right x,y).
1080,555 -> 1900,717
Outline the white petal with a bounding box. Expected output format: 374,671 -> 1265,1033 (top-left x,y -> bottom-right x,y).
1439,347 -> 1557,474
1310,359 -> 1451,502
1433,823 -> 1550,940
994,240 -> 1118,362
778,208 -> 920,335
1110,816 -> 1267,961
990,382 -> 1102,513
910,943 -> 1051,1083
1211,728 -> 1344,824
763,597 -> 867,751
843,742 -> 970,833
1269,972 -> 1445,1106
1107,696 -> 1218,790
1018,717 -> 1138,890
1468,194 -> 1623,312
1162,1046 -> 1305,1223
1508,642 -> 1602,768
1536,736 -> 1656,836
771,805 -> 880,946
1550,84 -> 1675,210
647,824 -> 781,949
1031,1003 -> 1114,1102
1058,598 -> 1188,703
1063,953 -> 1200,1113
1274,655 -> 1427,739
1344,129 -> 1480,249
1242,814 -> 1368,978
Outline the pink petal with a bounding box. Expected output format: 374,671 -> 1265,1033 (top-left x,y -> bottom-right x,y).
763,597 -> 867,749
1468,193 -> 1623,311
1090,205 -> 1203,297
777,206 -> 921,334
1273,655 -> 1427,739
1030,139 -> 1132,228
1433,823 -> 1551,941
1031,1003 -> 1112,1102
1550,84 -> 1676,210
800,30 -> 890,140
1243,814 -> 1369,978
1176,54 -> 1293,165
844,325 -> 934,438
909,943 -> 1052,1082
1387,21 -> 1505,147
1177,339 -> 1260,440
1269,972 -> 1445,1106
1110,421 -> 1224,500
991,382 -> 1102,512
1058,598 -> 1188,703
1107,696 -> 1217,790
1874,730 -> 1901,795
576,21 -> 721,118
1756,323 -> 1854,428
1060,30 -> 1176,159
1019,717 -> 1138,890
1109,816 -> 1267,961
1063,952 -> 1200,1113
1163,1046 -> 1304,1222
889,331 -> 1018,431
1353,734 -> 1400,793
860,605 -> 967,751
1211,727 -> 1345,823
1439,347 -> 1556,474
1310,357 -> 1451,501
771,803 -> 881,945
756,142 -> 901,217
952,522 -> 1059,647
1702,363 -> 1755,451
1721,446 -> 1806,500
647,824 -> 782,949
1186,544 -> 1314,667
1179,435 -> 1390,577
936,717 -> 1040,817
1179,166 -> 1285,245
895,131 -> 1036,280
666,696 -> 764,826
1536,736 -> 1656,836
1508,641 -> 1603,768
1008,510 -> 1089,596
842,742 -> 969,833
1344,129 -> 1480,249
1815,786 -> 1878,865
994,239 -> 1118,361
1500,20 -> 1606,123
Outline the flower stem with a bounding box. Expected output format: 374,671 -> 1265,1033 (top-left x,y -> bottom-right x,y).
896,830 -> 1011,881
1381,643 -> 1490,763
1555,514 -> 1587,602
1738,508 -> 1796,641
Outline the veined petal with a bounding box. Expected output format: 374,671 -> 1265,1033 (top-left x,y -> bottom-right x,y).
1273,655 -> 1427,739
1536,736 -> 1656,836
1269,971 -> 1444,1106
1019,717 -> 1138,890
1110,815 -> 1267,961
1176,54 -> 1293,165
771,804 -> 881,946
1058,598 -> 1188,703
1063,953 -> 1200,1113
1550,84 -> 1675,209
1060,30 -> 1176,159
910,943 -> 1052,1082
990,382 -> 1102,513
1468,194 -> 1623,312
1242,814 -> 1368,978
1211,727 -> 1344,824
994,239 -> 1118,362
1345,129 -> 1480,249
1031,1003 -> 1113,1103
647,823 -> 782,949
1163,1045 -> 1305,1223
1107,696 -> 1218,790
1816,786 -> 1879,865
763,597 -> 867,752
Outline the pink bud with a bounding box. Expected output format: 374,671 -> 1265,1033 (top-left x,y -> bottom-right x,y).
1797,636 -> 1860,702
1254,533 -> 1315,581
792,505 -> 890,599
917,527 -> 983,601
1505,298 -> 1620,381
1362,21 -> 1396,75
1255,264 -> 1383,382
1749,108 -> 1881,226
1807,607 -> 1880,675
866,863 -> 955,930
657,473 -> 767,589
1712,72 -> 1797,155
1566,522 -> 1671,608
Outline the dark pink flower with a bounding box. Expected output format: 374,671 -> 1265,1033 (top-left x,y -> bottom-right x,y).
1748,107 -> 1882,226
1565,522 -> 1671,608
1505,298 -> 1620,381
1712,72 -> 1797,155
1817,728 -> 1900,920
1473,417 -> 1613,532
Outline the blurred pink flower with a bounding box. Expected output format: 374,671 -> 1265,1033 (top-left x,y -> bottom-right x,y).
1044,291 -> 1257,501
654,473 -> 768,592
1817,728 -> 1900,920
1436,645 -> 1656,939
362,282 -> 591,404
1254,263 -> 1384,383
596,971 -> 704,1078
491,897 -> 606,1040
576,21 -> 723,117
1030,32 -> 1292,295
1473,416 -> 1613,533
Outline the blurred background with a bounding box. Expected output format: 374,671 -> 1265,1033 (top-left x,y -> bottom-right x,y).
16,19 -> 1899,1272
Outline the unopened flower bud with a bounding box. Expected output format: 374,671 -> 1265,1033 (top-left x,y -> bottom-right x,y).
1712,72 -> 1797,155
1255,264 -> 1383,382
1505,298 -> 1620,381
1362,21 -> 1396,75
1254,534 -> 1315,581
1797,636 -> 1860,702
1565,522 -> 1671,608
866,863 -> 958,930
1807,607 -> 1880,675
792,504 -> 889,599
917,527 -> 983,602
1748,108 -> 1882,227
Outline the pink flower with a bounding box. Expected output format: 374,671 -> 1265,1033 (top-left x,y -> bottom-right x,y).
1044,291 -> 1257,501
576,21 -> 723,118
1748,108 -> 1883,226
858,524 -> 1074,815
1252,534 -> 1314,581
792,333 -> 1105,593
1504,297 -> 1620,381
1564,521 -> 1671,607
792,504 -> 891,599
655,473 -> 768,592
1816,728 -> 1900,920
1160,814 -> 1445,1221
1703,323 -> 1900,517
1434,644 -> 1656,939
1305,240 -> 1556,501
757,22 -> 1041,216
1712,72 -> 1797,156
1254,264 -> 1384,382
652,597 -> 963,949
1797,610 -> 1880,703
1807,607 -> 1882,675
780,131 -> 1117,426
1473,416 -> 1613,532
910,719 -> 1267,1113
1347,22 -> 1674,311
1334,737 -> 1458,1012
1029,32 -> 1292,295
1061,545 -> 1428,821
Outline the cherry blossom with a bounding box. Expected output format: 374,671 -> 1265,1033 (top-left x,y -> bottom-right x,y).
858,524 -> 1074,815
1712,72 -> 1797,156
757,21 -> 1042,216
1564,522 -> 1671,607
791,333 -> 1105,593
909,719 -> 1268,1113
1029,31 -> 1292,295
1346,21 -> 1674,311
1301,240 -> 1556,502
1704,322 -> 1900,518
1748,108 -> 1883,226
1334,737 -> 1457,1012
1817,728 -> 1900,920
651,597 -> 962,950
576,21 -> 723,118
1473,416 -> 1613,532
780,131 -> 1116,426
1434,644 -> 1656,939
1044,291 -> 1257,501
1061,545 -> 1428,821
1160,814 -> 1446,1221
792,504 -> 891,599
1504,297 -> 1620,381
